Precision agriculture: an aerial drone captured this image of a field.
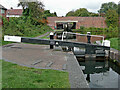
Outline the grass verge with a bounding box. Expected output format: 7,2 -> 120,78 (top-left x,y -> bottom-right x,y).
109,38 -> 119,51
2,60 -> 70,88
2,41 -> 14,46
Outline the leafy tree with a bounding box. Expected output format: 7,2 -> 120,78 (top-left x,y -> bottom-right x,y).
53,12 -> 57,17
66,10 -> 75,17
74,8 -> 90,17
44,10 -> 57,17
66,8 -> 90,17
105,10 -> 118,28
118,2 -> 120,15
44,10 -> 51,16
18,1 -> 45,25
98,2 -> 118,14
18,2 -> 29,14
28,2 -> 45,24
89,12 -> 99,17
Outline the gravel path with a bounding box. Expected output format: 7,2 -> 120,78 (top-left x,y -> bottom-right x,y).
2,44 -> 67,71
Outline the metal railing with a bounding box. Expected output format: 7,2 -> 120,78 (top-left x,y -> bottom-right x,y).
61,32 -> 105,45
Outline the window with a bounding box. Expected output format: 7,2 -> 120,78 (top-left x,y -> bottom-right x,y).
1,9 -> 5,14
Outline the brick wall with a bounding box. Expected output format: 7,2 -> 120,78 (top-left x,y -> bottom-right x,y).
76,35 -> 106,43
47,17 -> 107,29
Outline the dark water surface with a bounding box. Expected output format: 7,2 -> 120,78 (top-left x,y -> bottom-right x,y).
78,58 -> 120,88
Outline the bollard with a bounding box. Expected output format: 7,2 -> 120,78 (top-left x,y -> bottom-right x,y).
87,32 -> 91,43
50,32 -> 54,49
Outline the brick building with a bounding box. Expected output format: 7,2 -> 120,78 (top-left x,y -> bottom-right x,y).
6,9 -> 23,18
0,4 -> 7,26
47,17 -> 107,29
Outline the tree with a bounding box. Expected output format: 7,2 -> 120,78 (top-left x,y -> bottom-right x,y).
105,10 -> 118,28
18,2 -> 29,14
44,10 -> 57,17
98,2 -> 118,14
89,12 -> 99,17
74,8 -> 90,17
118,2 -> 120,15
66,8 -> 90,17
18,1 -> 45,25
53,12 -> 57,17
66,10 -> 75,17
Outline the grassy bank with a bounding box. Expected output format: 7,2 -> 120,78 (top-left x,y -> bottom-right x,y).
109,38 -> 119,51
2,17 -> 53,38
2,17 -> 53,46
2,60 -> 70,88
73,27 -> 118,39
1,41 -> 14,46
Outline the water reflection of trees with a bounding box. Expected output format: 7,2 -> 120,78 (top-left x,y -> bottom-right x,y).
79,59 -> 120,82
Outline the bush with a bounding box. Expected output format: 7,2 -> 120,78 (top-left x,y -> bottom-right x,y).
75,27 -> 118,39
2,16 -> 53,38
80,26 -> 85,30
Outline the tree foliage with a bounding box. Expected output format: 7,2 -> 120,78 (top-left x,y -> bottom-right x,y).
105,10 -> 118,28
2,17 -> 52,37
66,10 -> 75,17
118,3 -> 120,15
98,2 -> 118,14
2,1 -> 53,38
74,8 -> 90,17
98,2 -> 118,28
18,1 -> 46,25
89,12 -> 99,17
44,10 -> 57,17
66,8 -> 99,17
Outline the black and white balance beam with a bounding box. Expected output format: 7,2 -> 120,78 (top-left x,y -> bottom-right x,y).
4,35 -> 110,50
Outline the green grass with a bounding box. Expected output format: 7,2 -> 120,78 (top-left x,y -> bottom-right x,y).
2,60 -> 70,88
1,41 -> 14,46
109,38 -> 119,51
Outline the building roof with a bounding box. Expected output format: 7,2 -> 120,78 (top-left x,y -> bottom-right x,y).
0,4 -> 7,10
7,9 -> 23,15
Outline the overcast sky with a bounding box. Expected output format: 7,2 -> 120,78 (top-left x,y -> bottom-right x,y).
0,0 -> 119,16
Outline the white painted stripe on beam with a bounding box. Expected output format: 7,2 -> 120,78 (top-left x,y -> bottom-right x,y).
4,35 -> 21,42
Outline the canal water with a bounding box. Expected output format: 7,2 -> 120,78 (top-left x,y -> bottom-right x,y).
77,58 -> 120,88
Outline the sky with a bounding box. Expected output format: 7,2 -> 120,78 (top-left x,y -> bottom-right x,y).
0,0 -> 119,16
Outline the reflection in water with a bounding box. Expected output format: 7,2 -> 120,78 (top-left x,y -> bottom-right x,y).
78,58 -> 120,88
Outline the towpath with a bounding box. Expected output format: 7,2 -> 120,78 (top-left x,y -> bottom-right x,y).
34,32 -> 50,39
